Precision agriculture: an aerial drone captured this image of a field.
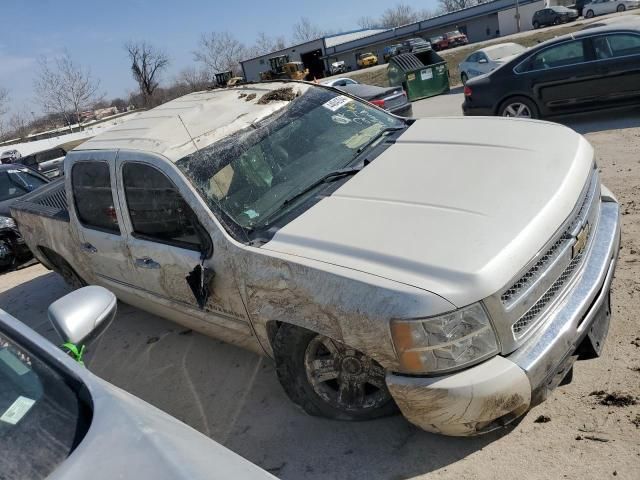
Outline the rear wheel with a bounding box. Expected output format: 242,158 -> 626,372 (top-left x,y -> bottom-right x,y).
40,247 -> 86,289
553,16 -> 561,25
273,323 -> 397,421
585,9 -> 595,18
533,20 -> 540,29
461,72 -> 469,85
617,4 -> 626,12
498,96 -> 539,119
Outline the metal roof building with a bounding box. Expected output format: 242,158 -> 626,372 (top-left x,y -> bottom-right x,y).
240,0 -> 547,81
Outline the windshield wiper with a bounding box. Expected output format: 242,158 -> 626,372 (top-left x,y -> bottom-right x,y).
355,126 -> 406,156
282,166 -> 362,207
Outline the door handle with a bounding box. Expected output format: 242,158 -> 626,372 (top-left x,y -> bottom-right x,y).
135,257 -> 161,269
81,242 -> 97,253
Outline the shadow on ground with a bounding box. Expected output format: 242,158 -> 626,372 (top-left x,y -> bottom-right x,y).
0,265 -> 510,480
560,106 -> 640,135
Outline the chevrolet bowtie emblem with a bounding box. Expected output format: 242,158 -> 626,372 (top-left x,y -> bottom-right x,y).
573,223 -> 590,258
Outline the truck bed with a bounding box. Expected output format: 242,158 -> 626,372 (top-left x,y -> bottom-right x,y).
10,179 -> 77,271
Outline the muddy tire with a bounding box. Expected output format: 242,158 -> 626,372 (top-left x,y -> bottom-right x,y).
273,323 -> 397,421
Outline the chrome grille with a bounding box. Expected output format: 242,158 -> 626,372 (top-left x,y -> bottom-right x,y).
512,252 -> 582,335
501,170 -> 599,307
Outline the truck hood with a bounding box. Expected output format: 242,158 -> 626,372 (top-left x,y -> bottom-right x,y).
262,117 -> 594,307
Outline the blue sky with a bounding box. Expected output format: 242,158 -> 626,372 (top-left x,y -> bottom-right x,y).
0,0 -> 439,115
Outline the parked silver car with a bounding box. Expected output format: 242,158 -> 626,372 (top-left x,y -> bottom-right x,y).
0,286 -> 276,480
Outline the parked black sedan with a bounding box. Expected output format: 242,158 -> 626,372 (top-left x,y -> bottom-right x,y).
463,21 -> 640,118
532,6 -> 579,29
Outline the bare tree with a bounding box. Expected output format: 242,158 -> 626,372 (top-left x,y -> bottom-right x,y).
177,67 -> 210,92
438,0 -> 478,14
194,32 -> 246,76
357,16 -> 380,29
125,41 -> 169,107
292,17 -> 324,43
247,32 -> 287,58
379,3 -> 420,28
33,53 -> 101,131
8,111 -> 30,140
0,88 -> 8,117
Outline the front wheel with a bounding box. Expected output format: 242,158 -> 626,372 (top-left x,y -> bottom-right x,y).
617,4 -> 626,12
533,20 -> 540,29
498,96 -> 539,119
461,72 -> 469,85
585,9 -> 595,18
273,324 -> 397,421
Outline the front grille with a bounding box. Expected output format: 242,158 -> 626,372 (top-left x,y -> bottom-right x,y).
501,169 -> 600,339
512,252 -> 582,335
501,171 -> 599,307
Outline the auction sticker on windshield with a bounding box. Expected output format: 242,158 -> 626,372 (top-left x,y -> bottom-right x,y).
0,396 -> 35,425
323,95 -> 353,112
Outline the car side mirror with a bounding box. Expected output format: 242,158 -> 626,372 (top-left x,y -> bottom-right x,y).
478,58 -> 488,64
48,286 -> 117,346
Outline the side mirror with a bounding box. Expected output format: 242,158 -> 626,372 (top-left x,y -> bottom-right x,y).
48,286 -> 117,346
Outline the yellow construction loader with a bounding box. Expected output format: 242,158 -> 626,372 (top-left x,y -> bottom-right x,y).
260,55 -> 309,81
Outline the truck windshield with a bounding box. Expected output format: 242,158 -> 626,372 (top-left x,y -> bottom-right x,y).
176,87 -> 405,231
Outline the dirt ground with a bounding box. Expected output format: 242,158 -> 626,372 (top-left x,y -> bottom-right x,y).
1,100 -> 639,479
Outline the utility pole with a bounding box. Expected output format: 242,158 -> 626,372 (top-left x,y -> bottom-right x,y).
515,0 -> 521,33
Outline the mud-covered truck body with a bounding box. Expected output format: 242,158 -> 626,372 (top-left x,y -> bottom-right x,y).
11,82 -> 620,436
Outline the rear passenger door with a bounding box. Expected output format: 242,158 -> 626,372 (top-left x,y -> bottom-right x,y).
68,153 -> 132,291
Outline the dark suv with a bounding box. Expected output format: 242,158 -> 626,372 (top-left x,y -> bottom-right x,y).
532,6 -> 579,28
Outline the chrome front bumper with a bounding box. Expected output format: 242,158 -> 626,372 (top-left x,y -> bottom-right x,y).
386,198 -> 620,436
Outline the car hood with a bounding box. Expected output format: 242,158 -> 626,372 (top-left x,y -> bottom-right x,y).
262,117 -> 594,307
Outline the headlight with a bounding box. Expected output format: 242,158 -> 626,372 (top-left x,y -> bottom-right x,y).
0,216 -> 16,229
390,303 -> 499,375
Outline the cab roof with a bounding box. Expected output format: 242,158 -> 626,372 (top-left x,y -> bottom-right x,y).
77,81 -> 312,162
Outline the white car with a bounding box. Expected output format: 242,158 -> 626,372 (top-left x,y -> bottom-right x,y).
321,77 -> 358,87
584,0 -> 640,18
458,43 -> 527,84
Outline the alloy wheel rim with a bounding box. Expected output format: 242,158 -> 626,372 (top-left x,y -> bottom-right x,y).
503,102 -> 532,118
304,335 -> 390,412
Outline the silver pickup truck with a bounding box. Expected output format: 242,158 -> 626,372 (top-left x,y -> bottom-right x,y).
11,81 -> 620,436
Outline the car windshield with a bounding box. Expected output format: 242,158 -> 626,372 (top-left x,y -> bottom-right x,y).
0,168 -> 47,201
176,87 -> 405,231
486,43 -> 526,60
0,329 -> 87,480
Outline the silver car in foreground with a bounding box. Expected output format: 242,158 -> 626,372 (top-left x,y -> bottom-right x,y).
0,286 -> 276,480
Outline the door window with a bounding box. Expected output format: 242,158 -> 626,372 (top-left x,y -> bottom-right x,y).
122,162 -> 204,251
517,40 -> 585,72
605,34 -> 640,58
72,161 -> 120,234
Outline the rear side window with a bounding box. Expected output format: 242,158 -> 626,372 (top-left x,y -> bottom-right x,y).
517,40 -> 585,72
122,162 -> 204,251
72,162 -> 120,234
598,34 -> 640,58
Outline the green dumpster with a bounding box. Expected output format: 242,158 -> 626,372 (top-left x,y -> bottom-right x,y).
388,50 -> 450,101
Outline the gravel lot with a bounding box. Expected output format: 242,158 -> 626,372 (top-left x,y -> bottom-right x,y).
1,95 -> 639,479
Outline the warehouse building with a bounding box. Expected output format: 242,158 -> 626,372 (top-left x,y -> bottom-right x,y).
240,0 -> 547,81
